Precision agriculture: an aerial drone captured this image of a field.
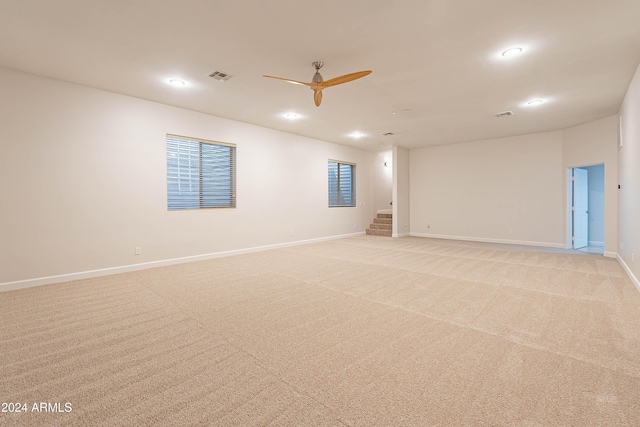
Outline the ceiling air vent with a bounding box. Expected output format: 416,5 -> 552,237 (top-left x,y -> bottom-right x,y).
494,111 -> 514,117
208,71 -> 232,81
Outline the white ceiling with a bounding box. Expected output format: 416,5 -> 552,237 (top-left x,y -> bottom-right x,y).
1,0 -> 639,152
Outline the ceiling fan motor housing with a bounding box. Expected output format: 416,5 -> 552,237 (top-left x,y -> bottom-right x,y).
312,61 -> 324,83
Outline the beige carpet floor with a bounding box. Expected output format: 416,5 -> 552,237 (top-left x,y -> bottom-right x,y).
2,236 -> 640,426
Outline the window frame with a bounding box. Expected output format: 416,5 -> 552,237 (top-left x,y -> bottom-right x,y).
328,159 -> 356,208
166,134 -> 236,211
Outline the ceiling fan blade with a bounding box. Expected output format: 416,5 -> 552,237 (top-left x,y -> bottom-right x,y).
264,65 -> 371,107
319,70 -> 372,88
314,89 -> 323,107
263,75 -> 312,87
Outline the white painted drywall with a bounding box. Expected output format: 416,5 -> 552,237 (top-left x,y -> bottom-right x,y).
410,117 -> 619,251
562,115 -> 618,256
410,131 -> 565,246
374,150 -> 393,212
392,146 -> 410,237
0,67 -> 375,285
618,62 -> 640,285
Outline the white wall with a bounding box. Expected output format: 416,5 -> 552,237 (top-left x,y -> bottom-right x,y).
374,150 -> 393,212
562,115 -> 618,256
583,165 -> 605,246
410,132 -> 565,246
618,61 -> 640,287
392,146 -> 410,237
0,67 -> 375,287
409,117 -> 618,252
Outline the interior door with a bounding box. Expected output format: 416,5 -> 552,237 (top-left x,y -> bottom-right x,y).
573,168 -> 589,249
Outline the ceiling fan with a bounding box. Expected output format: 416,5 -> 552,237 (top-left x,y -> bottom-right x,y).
263,61 -> 372,107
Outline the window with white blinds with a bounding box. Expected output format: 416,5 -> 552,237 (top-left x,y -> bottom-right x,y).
166,135 -> 236,210
328,160 -> 355,207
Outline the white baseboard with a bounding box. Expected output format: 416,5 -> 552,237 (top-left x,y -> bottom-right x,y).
0,232 -> 365,292
588,240 -> 604,247
603,251 -> 617,259
617,254 -> 640,295
409,232 -> 566,249
392,233 -> 410,238
377,209 -> 392,214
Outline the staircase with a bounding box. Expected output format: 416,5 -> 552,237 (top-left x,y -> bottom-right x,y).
366,213 -> 392,237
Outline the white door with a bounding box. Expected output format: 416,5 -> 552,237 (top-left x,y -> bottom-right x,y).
573,168 -> 589,249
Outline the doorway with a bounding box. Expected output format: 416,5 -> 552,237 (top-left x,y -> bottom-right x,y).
567,164 -> 605,255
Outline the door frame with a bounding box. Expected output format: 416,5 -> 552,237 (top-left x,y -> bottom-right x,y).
565,163 -> 605,253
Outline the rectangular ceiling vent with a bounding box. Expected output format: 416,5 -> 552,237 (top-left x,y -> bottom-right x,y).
208,71 -> 232,81
494,111 -> 514,117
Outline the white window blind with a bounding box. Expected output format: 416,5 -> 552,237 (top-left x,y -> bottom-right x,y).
328,160 -> 355,207
167,135 -> 236,210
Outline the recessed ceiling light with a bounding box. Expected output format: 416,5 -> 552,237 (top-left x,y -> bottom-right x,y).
349,131 -> 365,139
501,47 -> 523,57
284,112 -> 299,119
527,99 -> 544,106
169,79 -> 186,86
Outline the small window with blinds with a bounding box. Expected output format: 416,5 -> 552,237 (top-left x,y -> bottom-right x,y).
166,135 -> 236,210
328,160 -> 355,207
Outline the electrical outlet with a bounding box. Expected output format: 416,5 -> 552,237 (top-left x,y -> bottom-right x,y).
632,253 -> 635,262
621,242 -> 624,250
290,230 -> 295,236
508,228 -> 513,235
135,247 -> 141,255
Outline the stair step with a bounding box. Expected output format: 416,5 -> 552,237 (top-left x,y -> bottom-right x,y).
369,223 -> 391,230
373,218 -> 392,224
366,229 -> 392,237
377,213 -> 392,219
